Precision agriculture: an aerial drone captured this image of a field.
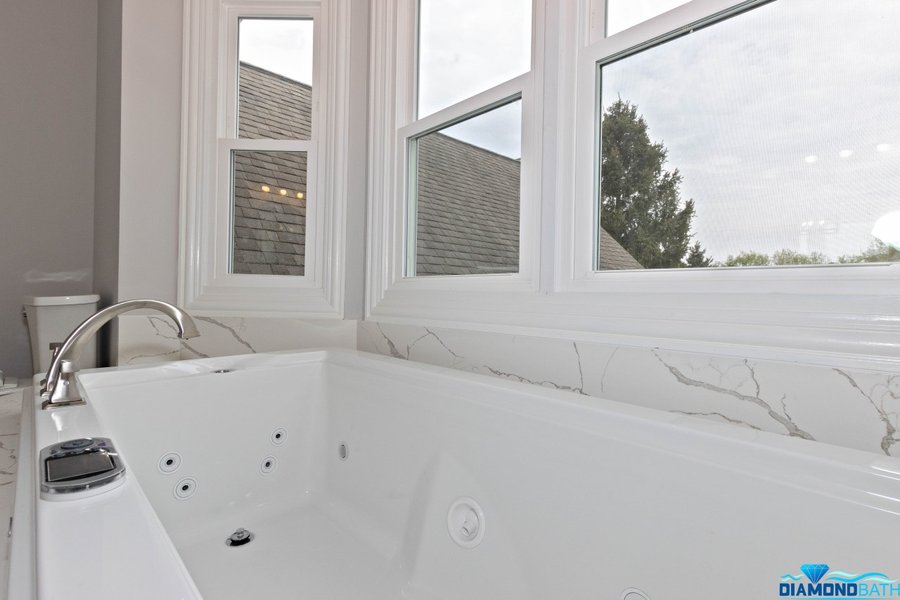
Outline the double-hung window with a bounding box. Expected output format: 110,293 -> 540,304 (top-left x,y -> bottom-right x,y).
180,0 -> 358,317
367,0 -> 544,316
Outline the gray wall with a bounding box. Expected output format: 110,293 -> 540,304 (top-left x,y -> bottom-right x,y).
0,0 -> 99,378
93,0 -> 123,366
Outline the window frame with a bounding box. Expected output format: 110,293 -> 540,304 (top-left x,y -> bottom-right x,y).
369,0 -> 900,367
179,0 -> 355,317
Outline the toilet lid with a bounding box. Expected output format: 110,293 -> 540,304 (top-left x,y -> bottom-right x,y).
23,294 -> 100,307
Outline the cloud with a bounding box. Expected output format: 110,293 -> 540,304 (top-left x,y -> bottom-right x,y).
239,18 -> 314,84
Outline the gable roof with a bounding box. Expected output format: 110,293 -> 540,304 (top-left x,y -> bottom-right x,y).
231,62 -> 642,276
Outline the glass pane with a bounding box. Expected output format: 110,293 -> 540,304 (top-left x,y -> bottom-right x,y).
418,0 -> 531,118
597,0 -> 900,271
231,150 -> 307,276
605,0 -> 690,37
412,100 -> 522,276
238,18 -> 313,140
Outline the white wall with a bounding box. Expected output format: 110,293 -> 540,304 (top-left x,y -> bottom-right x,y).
117,0 -> 183,303
0,0 -> 99,378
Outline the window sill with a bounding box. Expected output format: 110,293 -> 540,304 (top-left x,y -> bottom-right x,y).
368,263 -> 900,371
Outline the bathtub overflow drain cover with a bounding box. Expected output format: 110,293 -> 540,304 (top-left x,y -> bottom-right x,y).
226,528 -> 254,547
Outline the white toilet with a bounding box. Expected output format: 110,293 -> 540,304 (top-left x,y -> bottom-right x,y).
23,294 -> 100,375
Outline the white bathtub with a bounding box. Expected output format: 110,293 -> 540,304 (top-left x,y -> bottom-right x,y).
10,349 -> 900,599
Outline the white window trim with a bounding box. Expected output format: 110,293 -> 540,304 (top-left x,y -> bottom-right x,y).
179,0 -> 356,318
369,0 -> 900,370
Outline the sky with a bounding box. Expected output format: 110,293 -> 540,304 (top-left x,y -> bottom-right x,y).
239,18 -> 313,85
417,0 -> 531,159
606,0 -> 690,35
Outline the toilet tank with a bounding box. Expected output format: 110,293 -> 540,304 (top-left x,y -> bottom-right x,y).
23,295 -> 100,375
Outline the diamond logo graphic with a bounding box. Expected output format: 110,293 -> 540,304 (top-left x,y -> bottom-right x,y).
801,564 -> 830,584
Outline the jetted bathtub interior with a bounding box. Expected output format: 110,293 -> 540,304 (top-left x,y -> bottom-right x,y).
13,350 -> 900,599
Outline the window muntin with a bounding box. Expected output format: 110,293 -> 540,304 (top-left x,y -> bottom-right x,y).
237,18 -> 314,140
596,0 -> 900,271
409,99 -> 522,276
416,0 -> 531,118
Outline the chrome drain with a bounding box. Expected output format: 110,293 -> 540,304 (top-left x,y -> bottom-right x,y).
225,528 -> 254,547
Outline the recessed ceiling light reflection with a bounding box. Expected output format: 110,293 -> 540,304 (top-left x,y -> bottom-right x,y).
804,155 -> 818,164
877,143 -> 892,153
839,149 -> 853,159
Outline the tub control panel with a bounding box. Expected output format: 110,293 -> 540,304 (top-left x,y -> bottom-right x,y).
40,437 -> 126,499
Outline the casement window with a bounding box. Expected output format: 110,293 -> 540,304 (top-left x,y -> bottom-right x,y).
180,0 -> 360,317
370,0 -> 900,364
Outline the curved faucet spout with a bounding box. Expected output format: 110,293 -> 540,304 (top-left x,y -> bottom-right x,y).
41,299 -> 200,408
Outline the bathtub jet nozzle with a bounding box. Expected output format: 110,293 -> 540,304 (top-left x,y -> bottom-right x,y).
226,528 -> 254,547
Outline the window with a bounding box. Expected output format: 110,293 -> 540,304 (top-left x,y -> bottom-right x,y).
369,0 -> 900,361
231,18 -> 313,276
409,99 -> 523,276
595,0 -> 900,271
403,0 -> 536,279
180,0 -> 361,317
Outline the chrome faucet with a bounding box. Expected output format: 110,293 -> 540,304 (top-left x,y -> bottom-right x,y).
40,299 -> 200,409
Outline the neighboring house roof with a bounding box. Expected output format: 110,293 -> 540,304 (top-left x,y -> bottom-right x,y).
415,133 -> 520,275
232,62 -> 642,276
597,227 -> 644,270
231,62 -> 310,276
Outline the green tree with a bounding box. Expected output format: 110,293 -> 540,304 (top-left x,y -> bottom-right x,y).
721,251 -> 770,267
838,240 -> 900,264
720,249 -> 831,267
686,241 -> 713,267
772,249 -> 827,265
600,99 -> 706,268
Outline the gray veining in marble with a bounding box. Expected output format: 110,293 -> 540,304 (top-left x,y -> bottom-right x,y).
117,313 -> 357,366
480,343 -> 588,396
834,368 -> 899,455
196,316 -> 256,354
358,320 -> 900,458
651,350 -> 815,440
